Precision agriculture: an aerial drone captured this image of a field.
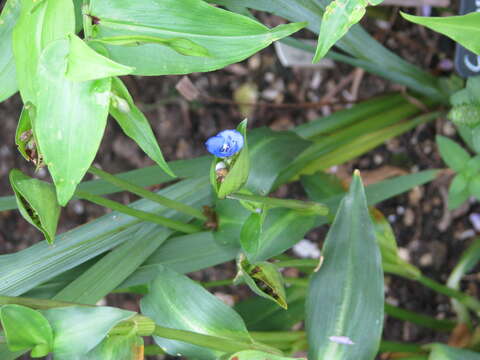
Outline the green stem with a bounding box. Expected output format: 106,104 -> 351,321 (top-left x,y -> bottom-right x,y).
384,303 -> 455,332
202,279 -> 234,288
274,257 -> 480,315
417,275 -> 480,315
144,345 -> 166,356
88,166 -> 207,221
228,193 -> 328,216
153,325 -> 280,355
378,340 -> 426,354
250,331 -> 305,343
75,190 -> 202,234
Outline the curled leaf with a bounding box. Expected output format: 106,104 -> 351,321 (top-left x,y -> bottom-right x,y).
236,254 -> 288,309
9,169 -> 61,244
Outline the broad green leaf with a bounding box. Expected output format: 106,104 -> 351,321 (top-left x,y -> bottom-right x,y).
217,120 -> 250,198
42,306 -> 135,360
110,77 -> 173,177
66,34 -> 134,81
85,332 -> 143,360
240,212 -> 265,258
401,12 -> 480,56
236,255 -> 288,309
0,0 -> 20,102
88,0 -> 305,75
436,135 -> 471,173
9,169 -> 60,244
235,285 -> 306,331
118,231 -> 239,290
306,172 -> 384,360
226,351 -> 302,360
245,128 -> 310,195
12,0 -> 75,103
0,177 -> 209,296
35,39 -> 111,205
448,173 -> 470,210
0,342 -> 24,360
53,222 -> 172,304
314,0 -> 369,62
251,208 -> 316,262
0,304 -> 53,357
428,343 -> 480,359
90,35 -> 210,57
140,266 -> 252,359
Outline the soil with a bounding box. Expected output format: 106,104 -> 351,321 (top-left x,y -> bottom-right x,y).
0,3 -> 479,360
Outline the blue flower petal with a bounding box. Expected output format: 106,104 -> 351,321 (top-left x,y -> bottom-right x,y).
205,129 -> 244,158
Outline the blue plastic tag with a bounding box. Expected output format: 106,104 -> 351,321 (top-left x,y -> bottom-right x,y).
454,0 -> 480,77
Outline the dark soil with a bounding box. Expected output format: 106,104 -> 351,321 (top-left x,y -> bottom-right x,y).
1,3 -> 479,360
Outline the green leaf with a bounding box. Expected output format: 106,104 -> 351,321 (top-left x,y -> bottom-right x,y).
401,12 -> 480,56
215,120 -> 250,198
14,103 -> 37,163
314,0 -> 369,62
35,38 -> 112,205
0,177 -> 209,296
236,255 -> 288,309
306,171 -> 384,360
371,208 -> 420,279
66,34 -> 134,81
448,173 -> 470,210
0,0 -> 20,102
246,128 -> 311,195
436,135 -> 471,173
428,343 -> 480,359
226,350 -> 302,360
251,208 -> 316,262
53,222 -> 172,304
140,266 -> 252,359
42,306 -> 135,360
240,212 -> 265,259
86,332 -> 143,360
469,176 -> 480,201
12,0 -> 75,103
109,77 -> 174,177
9,169 -> 61,244
235,285 -> 306,331
118,231 -> 239,290
0,304 -> 53,357
91,35 -> 210,57
89,0 -> 305,75
448,104 -> 480,128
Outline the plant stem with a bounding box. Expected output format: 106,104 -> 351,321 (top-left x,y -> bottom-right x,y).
88,166 -> 207,221
378,340 -> 426,354
417,275 -> 480,315
75,190 -> 202,234
153,325 -> 280,355
274,257 -> 480,315
384,303 -> 455,332
228,193 -> 328,216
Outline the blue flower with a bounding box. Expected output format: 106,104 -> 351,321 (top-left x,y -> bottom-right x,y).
205,129 -> 244,158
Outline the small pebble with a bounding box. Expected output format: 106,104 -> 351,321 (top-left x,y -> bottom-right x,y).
293,239 -> 321,258
470,213 -> 480,232
419,253 -> 433,267
403,208 -> 415,226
